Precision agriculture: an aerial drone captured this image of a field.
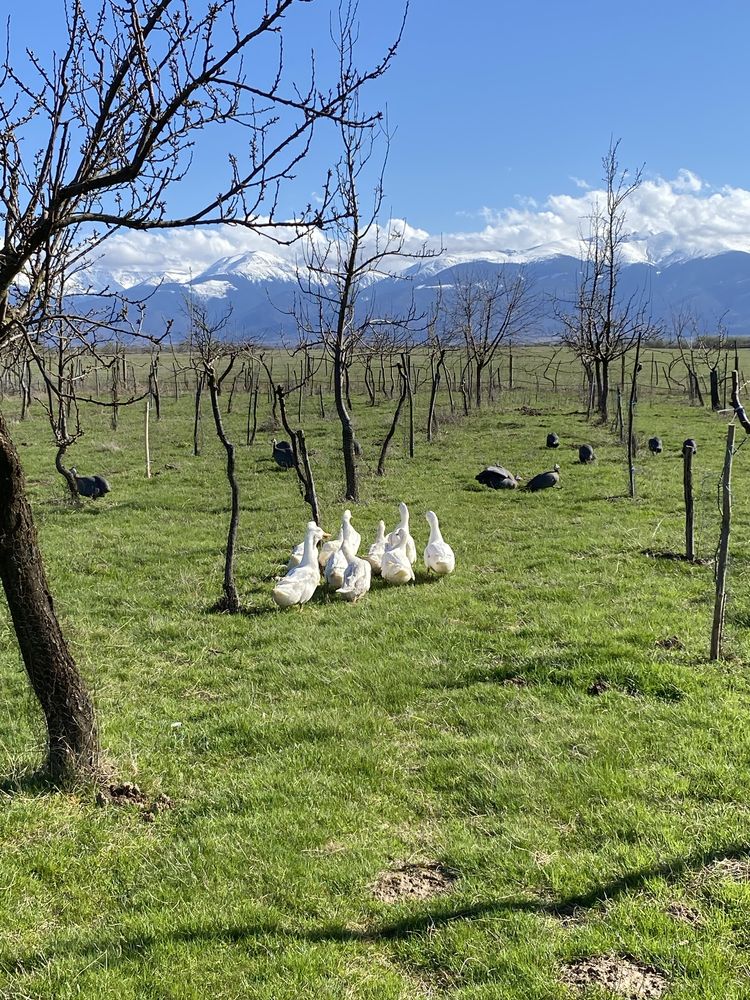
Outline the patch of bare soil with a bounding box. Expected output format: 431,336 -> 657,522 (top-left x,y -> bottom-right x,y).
502,675 -> 530,688
587,677 -> 611,696
520,405 -> 544,416
655,636 -> 684,650
666,901 -> 702,926
371,862 -> 457,903
561,954 -> 668,999
96,783 -> 173,822
704,858 -> 750,883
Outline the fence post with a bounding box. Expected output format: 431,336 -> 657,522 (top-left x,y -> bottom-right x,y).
710,423 -> 735,660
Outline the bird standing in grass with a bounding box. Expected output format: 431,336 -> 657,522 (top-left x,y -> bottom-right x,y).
475,466 -> 521,489
648,437 -> 663,454
578,444 -> 595,464
423,511 -> 455,576
365,521 -> 387,574
336,540 -> 372,602
273,522 -> 326,608
70,468 -> 111,499
271,438 -> 294,469
325,510 -> 359,589
381,528 -> 416,585
524,464 -> 561,492
546,432 -> 560,448
386,502 -> 417,565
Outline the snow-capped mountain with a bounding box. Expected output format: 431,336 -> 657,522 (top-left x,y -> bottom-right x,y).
70,239 -> 750,341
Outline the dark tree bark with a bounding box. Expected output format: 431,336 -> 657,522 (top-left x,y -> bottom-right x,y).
377,363 -> 407,476
0,412 -> 99,781
193,375 -> 203,456
334,353 -> 358,501
207,375 -> 240,614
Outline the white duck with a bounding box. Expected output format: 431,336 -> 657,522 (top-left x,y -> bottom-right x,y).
273,522 -> 325,608
423,511 -> 455,576
319,522 -> 343,569
380,527 -> 416,585
336,539 -> 372,602
364,520 -> 387,575
386,501 -> 417,565
324,510 -> 360,589
286,523 -> 330,571
341,508 -> 361,555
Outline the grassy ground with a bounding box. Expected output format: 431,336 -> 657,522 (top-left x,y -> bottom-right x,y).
2,377 -> 750,999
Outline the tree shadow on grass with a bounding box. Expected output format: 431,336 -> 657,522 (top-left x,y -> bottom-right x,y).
5,843 -> 749,976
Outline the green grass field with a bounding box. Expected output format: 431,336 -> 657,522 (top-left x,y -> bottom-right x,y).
2,373 -> 750,999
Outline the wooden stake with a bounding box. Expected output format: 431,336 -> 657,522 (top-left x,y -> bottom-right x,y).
145,399 -> 152,479
683,442 -> 694,562
710,423 -> 735,660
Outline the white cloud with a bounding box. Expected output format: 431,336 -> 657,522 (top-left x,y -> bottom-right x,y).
90,170 -> 750,283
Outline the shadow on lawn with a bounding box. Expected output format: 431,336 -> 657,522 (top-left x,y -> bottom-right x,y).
5,843 -> 750,975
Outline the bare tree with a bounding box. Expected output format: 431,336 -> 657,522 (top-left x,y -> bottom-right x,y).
674,307 -> 728,410
0,0 -> 405,783
559,141 -> 657,421
188,302 -> 245,613
450,268 -> 536,408
295,84 -> 433,499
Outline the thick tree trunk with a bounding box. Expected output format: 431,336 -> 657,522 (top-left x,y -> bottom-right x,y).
334,357 -> 357,501
0,411 -> 99,782
598,359 -> 610,422
709,367 -> 721,410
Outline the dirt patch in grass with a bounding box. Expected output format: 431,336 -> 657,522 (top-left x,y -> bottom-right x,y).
502,675 -> 530,688
703,858 -> 750,883
666,901 -> 702,926
519,405 -> 544,416
371,862 -> 458,903
560,954 -> 668,998
96,782 -> 173,822
587,677 -> 611,696
655,636 -> 684,651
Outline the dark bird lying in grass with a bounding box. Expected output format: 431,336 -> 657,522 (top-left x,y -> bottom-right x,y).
524,464 -> 560,492
272,438 -> 295,469
683,438 -> 697,455
70,467 -> 111,499
578,444 -> 595,464
546,432 -> 560,448
475,466 -> 521,489
648,436 -> 663,454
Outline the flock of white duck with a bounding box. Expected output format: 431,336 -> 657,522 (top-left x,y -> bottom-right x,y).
272,502 -> 455,608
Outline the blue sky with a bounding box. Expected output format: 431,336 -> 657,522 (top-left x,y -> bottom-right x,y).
5,1 -> 750,277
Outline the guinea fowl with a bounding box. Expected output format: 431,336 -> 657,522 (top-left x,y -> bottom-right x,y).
524,464 -> 561,492
272,438 -> 295,469
546,432 -> 560,448
475,466 -> 521,489
578,444 -> 595,464
70,468 -> 111,499
648,436 -> 663,454
683,438 -> 697,455
475,466 -> 520,489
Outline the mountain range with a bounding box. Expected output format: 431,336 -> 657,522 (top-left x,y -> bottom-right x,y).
73,244 -> 750,342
